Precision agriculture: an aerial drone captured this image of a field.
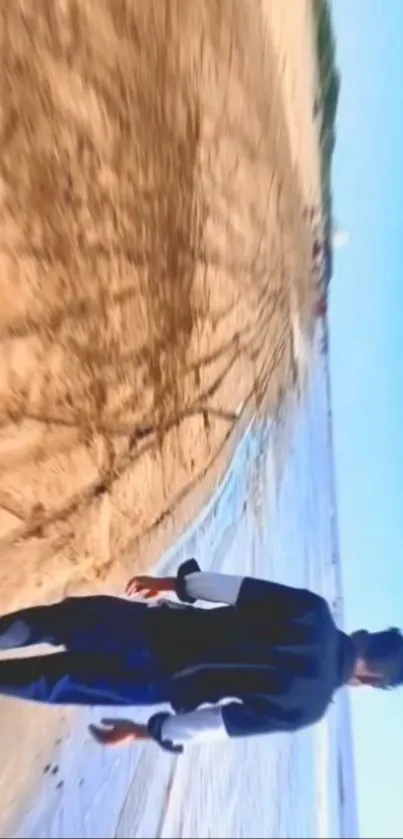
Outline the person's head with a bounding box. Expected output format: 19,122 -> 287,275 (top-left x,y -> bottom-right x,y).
349,628 -> 403,689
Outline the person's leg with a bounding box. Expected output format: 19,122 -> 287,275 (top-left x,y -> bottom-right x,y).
0,651 -> 169,706
0,596 -> 148,654
0,602 -> 61,650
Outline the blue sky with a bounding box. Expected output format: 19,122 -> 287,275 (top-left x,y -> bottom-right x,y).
329,1 -> 403,836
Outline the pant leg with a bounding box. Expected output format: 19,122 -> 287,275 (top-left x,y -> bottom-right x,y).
0,651 -> 169,706
0,602 -> 60,651
0,596 -> 149,654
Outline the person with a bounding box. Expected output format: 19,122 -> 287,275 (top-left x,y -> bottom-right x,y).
0,559 -> 402,754
315,298 -> 327,320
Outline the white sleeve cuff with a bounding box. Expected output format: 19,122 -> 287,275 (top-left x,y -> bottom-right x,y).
161,707 -> 229,745
185,572 -> 243,605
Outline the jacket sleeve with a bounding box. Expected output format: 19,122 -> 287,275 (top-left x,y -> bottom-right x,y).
175,560 -> 325,618
234,575 -> 326,621
148,698 -> 319,753
220,698 -> 320,738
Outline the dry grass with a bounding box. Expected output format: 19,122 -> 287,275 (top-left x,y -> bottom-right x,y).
0,0 -> 320,607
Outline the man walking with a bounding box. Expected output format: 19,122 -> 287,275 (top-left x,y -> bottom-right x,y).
0,560 -> 402,754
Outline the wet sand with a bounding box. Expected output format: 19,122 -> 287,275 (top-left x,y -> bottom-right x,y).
0,0 -> 322,832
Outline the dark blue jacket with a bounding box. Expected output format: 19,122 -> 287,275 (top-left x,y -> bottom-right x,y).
148,560 -> 355,748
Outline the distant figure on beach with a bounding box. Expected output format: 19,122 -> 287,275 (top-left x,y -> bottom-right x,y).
312,238 -> 322,260
315,296 -> 327,319
0,561 -> 402,753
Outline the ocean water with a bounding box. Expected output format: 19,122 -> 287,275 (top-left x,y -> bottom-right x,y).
17,333 -> 358,839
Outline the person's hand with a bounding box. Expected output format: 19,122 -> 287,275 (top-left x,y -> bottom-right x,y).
89,718 -> 149,747
125,575 -> 174,599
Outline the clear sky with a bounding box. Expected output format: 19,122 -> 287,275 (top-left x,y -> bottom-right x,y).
329,1 -> 403,837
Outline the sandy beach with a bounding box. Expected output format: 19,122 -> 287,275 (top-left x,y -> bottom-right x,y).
0,0 -> 322,832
